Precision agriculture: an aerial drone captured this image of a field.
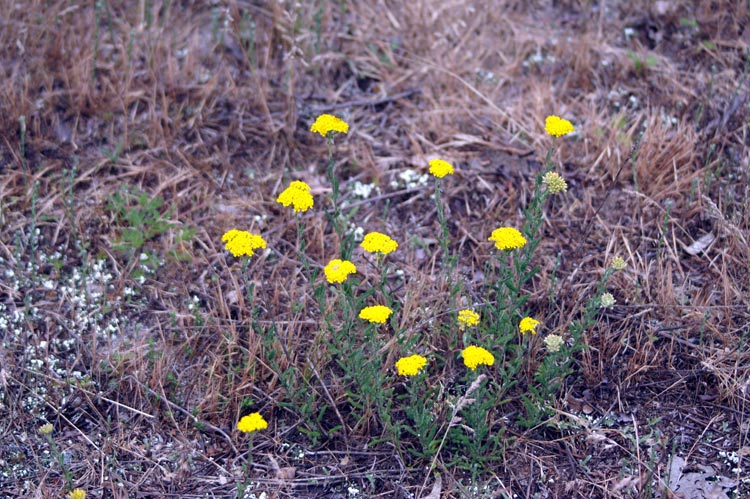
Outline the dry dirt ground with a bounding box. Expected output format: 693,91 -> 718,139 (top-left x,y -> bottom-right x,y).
1,1 -> 749,498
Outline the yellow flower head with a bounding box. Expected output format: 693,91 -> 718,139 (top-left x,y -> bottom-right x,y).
310,114 -> 349,137
488,227 -> 526,251
324,259 -> 357,284
611,256 -> 627,270
457,309 -> 480,328
542,171 -> 568,194
237,412 -> 268,433
39,423 -> 53,435
545,115 -> 575,137
461,345 -> 495,370
543,334 -> 564,353
519,317 -> 540,335
428,159 -> 454,179
395,354 -> 428,376
360,232 -> 398,255
276,180 -> 314,213
221,230 -> 267,258
67,489 -> 86,499
359,305 -> 393,324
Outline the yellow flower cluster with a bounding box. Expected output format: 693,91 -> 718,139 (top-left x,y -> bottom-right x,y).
310,114 -> 349,137
277,180 -> 314,213
428,159 -> 454,178
544,334 -> 564,353
542,171 -> 568,194
360,232 -> 398,255
324,259 -> 357,284
462,345 -> 494,370
359,305 -> 393,324
395,354 -> 428,376
488,227 -> 527,251
545,115 -> 575,137
39,423 -> 53,435
600,292 -> 616,308
457,309 -> 480,328
611,256 -> 627,270
237,412 -> 268,433
67,490 -> 86,499
222,230 -> 267,258
519,317 -> 540,335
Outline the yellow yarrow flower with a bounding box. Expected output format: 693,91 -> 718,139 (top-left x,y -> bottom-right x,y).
542,171 -> 568,194
237,412 -> 268,433
545,115 -> 575,137
39,423 -> 53,435
221,230 -> 267,258
276,180 -> 314,213
611,256 -> 627,270
67,490 -> 86,499
457,309 -> 480,328
324,259 -> 357,284
310,114 -> 349,137
428,159 -> 454,178
360,232 -> 398,255
461,345 -> 494,370
359,305 -> 393,324
395,354 -> 428,376
519,317 -> 540,335
543,334 -> 564,353
488,227 -> 526,251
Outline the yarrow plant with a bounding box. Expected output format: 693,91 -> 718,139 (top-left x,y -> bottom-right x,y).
237,412 -> 268,433
462,345 -> 495,370
276,180 -> 314,213
544,115 -> 575,137
543,334 -> 564,353
67,489 -> 86,499
519,317 -> 540,335
396,354 -> 428,376
360,231 -> 398,255
542,171 -> 568,194
324,259 -> 357,284
428,159 -> 454,178
611,256 -> 627,270
310,113 -> 349,137
488,227 -> 527,251
359,305 -> 393,324
457,309 -> 480,329
600,292 -> 616,308
221,229 -> 267,258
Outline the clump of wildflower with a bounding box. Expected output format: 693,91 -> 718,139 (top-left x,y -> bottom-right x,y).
462,345 -> 495,370
396,354 -> 428,376
457,309 -> 480,329
310,114 -> 349,137
600,293 -> 616,308
67,490 -> 86,499
39,423 -> 53,435
276,180 -> 314,213
542,171 -> 568,194
611,256 -> 627,270
359,305 -> 393,324
488,227 -> 527,250
237,412 -> 268,433
544,334 -> 564,353
545,115 -> 575,137
428,159 -> 454,178
324,259 -> 357,284
519,317 -> 541,335
360,232 -> 398,255
221,230 -> 267,258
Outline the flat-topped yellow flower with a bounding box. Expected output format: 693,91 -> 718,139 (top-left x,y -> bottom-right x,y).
611,256 -> 627,270
462,345 -> 494,370
396,354 -> 428,376
276,180 -> 314,213
519,317 -> 540,335
237,412 -> 268,433
359,305 -> 393,324
221,229 -> 267,258
545,115 -> 575,137
360,232 -> 398,255
67,490 -> 86,499
457,309 -> 480,328
310,114 -> 349,137
488,227 -> 526,250
428,159 -> 454,178
542,171 -> 568,194
324,259 -> 357,284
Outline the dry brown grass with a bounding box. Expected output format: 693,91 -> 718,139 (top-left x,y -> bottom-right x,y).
1,0 -> 749,498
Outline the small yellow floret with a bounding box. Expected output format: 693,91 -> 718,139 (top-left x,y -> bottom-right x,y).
310,114 -> 349,137
395,354 -> 428,376
324,259 -> 357,284
360,232 -> 398,255
221,230 -> 267,258
276,180 -> 314,213
39,423 -> 53,435
462,345 -> 495,370
611,256 -> 627,270
359,305 -> 393,324
457,309 -> 480,328
519,317 -> 540,335
67,490 -> 86,499
488,227 -> 527,251
545,115 -> 575,137
237,412 -> 268,433
428,159 -> 454,178
542,171 -> 568,194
